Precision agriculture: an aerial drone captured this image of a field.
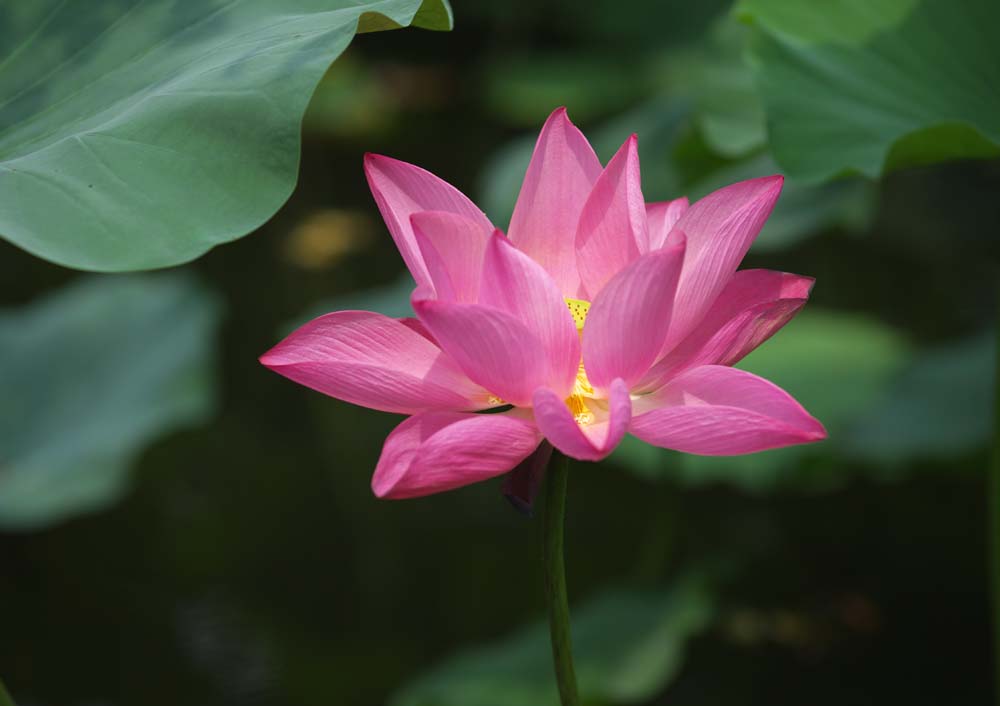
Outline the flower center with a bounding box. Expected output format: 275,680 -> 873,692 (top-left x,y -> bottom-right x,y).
564,298 -> 595,425
565,297 -> 590,332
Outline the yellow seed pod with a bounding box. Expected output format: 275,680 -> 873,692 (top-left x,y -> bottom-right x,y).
564,298 -> 591,331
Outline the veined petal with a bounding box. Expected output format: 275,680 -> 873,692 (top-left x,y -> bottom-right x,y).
575,135 -> 649,299
480,233 -> 580,396
532,378 -> 631,461
638,269 -> 813,392
664,176 -> 784,350
413,296 -> 549,407
582,239 -> 686,393
629,365 -> 825,455
372,411 -> 543,499
260,311 -> 488,414
646,197 -> 689,251
365,153 -> 493,288
508,107 -> 603,297
411,211 -> 492,303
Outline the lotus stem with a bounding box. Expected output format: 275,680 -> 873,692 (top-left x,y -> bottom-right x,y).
542,449 -> 580,706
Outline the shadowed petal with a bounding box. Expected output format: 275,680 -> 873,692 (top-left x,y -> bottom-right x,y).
575,135 -> 649,299
365,153 -> 493,288
502,441 -> 553,516
532,378 -> 631,461
260,311 -> 488,414
638,269 -> 813,392
411,211 -> 492,303
508,107 -> 603,297
664,175 -> 784,350
480,233 -> 580,396
583,239 -> 686,393
646,197 -> 688,251
630,365 -> 825,455
413,296 -> 549,407
372,411 -> 543,499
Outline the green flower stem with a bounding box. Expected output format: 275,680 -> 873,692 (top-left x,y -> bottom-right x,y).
0,677 -> 15,706
992,290 -> 1000,706
542,450 -> 580,706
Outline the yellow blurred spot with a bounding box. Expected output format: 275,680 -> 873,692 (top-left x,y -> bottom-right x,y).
284,209 -> 373,270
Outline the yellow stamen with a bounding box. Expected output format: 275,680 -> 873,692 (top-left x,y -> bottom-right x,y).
561,298 -> 595,425
565,298 -> 590,332
487,395 -> 506,406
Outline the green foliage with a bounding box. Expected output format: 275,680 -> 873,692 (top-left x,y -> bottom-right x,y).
613,310 -> 911,491
0,0 -> 452,272
0,275 -> 220,530
664,18 -> 765,158
392,575 -> 715,706
740,0 -> 1000,181
483,53 -> 652,127
845,331 -> 996,465
0,677 -> 13,706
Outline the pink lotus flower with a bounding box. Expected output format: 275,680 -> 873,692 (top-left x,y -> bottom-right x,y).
261,108 -> 826,499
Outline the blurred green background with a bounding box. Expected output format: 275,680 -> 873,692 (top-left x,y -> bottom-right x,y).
2,0 -> 999,704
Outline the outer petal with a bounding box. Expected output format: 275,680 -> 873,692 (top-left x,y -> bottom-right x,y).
575,135 -> 649,299
260,311 -> 489,414
637,269 -> 813,392
413,296 -> 549,407
646,197 -> 689,251
582,239 -> 686,393
663,176 -> 784,350
508,107 -> 603,297
364,154 -> 493,288
533,378 -> 631,461
372,411 -> 543,499
411,211 -> 492,303
480,233 -> 580,396
629,365 -> 826,455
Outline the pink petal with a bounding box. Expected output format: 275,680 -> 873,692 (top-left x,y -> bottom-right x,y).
638,269 -> 813,392
664,176 -> 784,350
646,197 -> 689,251
629,365 -> 826,455
532,378 -> 632,461
372,411 -> 543,499
575,135 -> 649,299
260,311 -> 489,414
411,211 -> 492,303
508,107 -> 603,297
364,154 -> 493,288
582,239 -> 686,393
413,296 -> 550,407
480,233 -> 580,396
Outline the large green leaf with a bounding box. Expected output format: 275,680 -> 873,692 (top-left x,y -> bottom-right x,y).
739,0 -> 1000,181
0,0 -> 452,271
0,274 -> 221,530
392,576 -> 715,706
613,310 -> 910,491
